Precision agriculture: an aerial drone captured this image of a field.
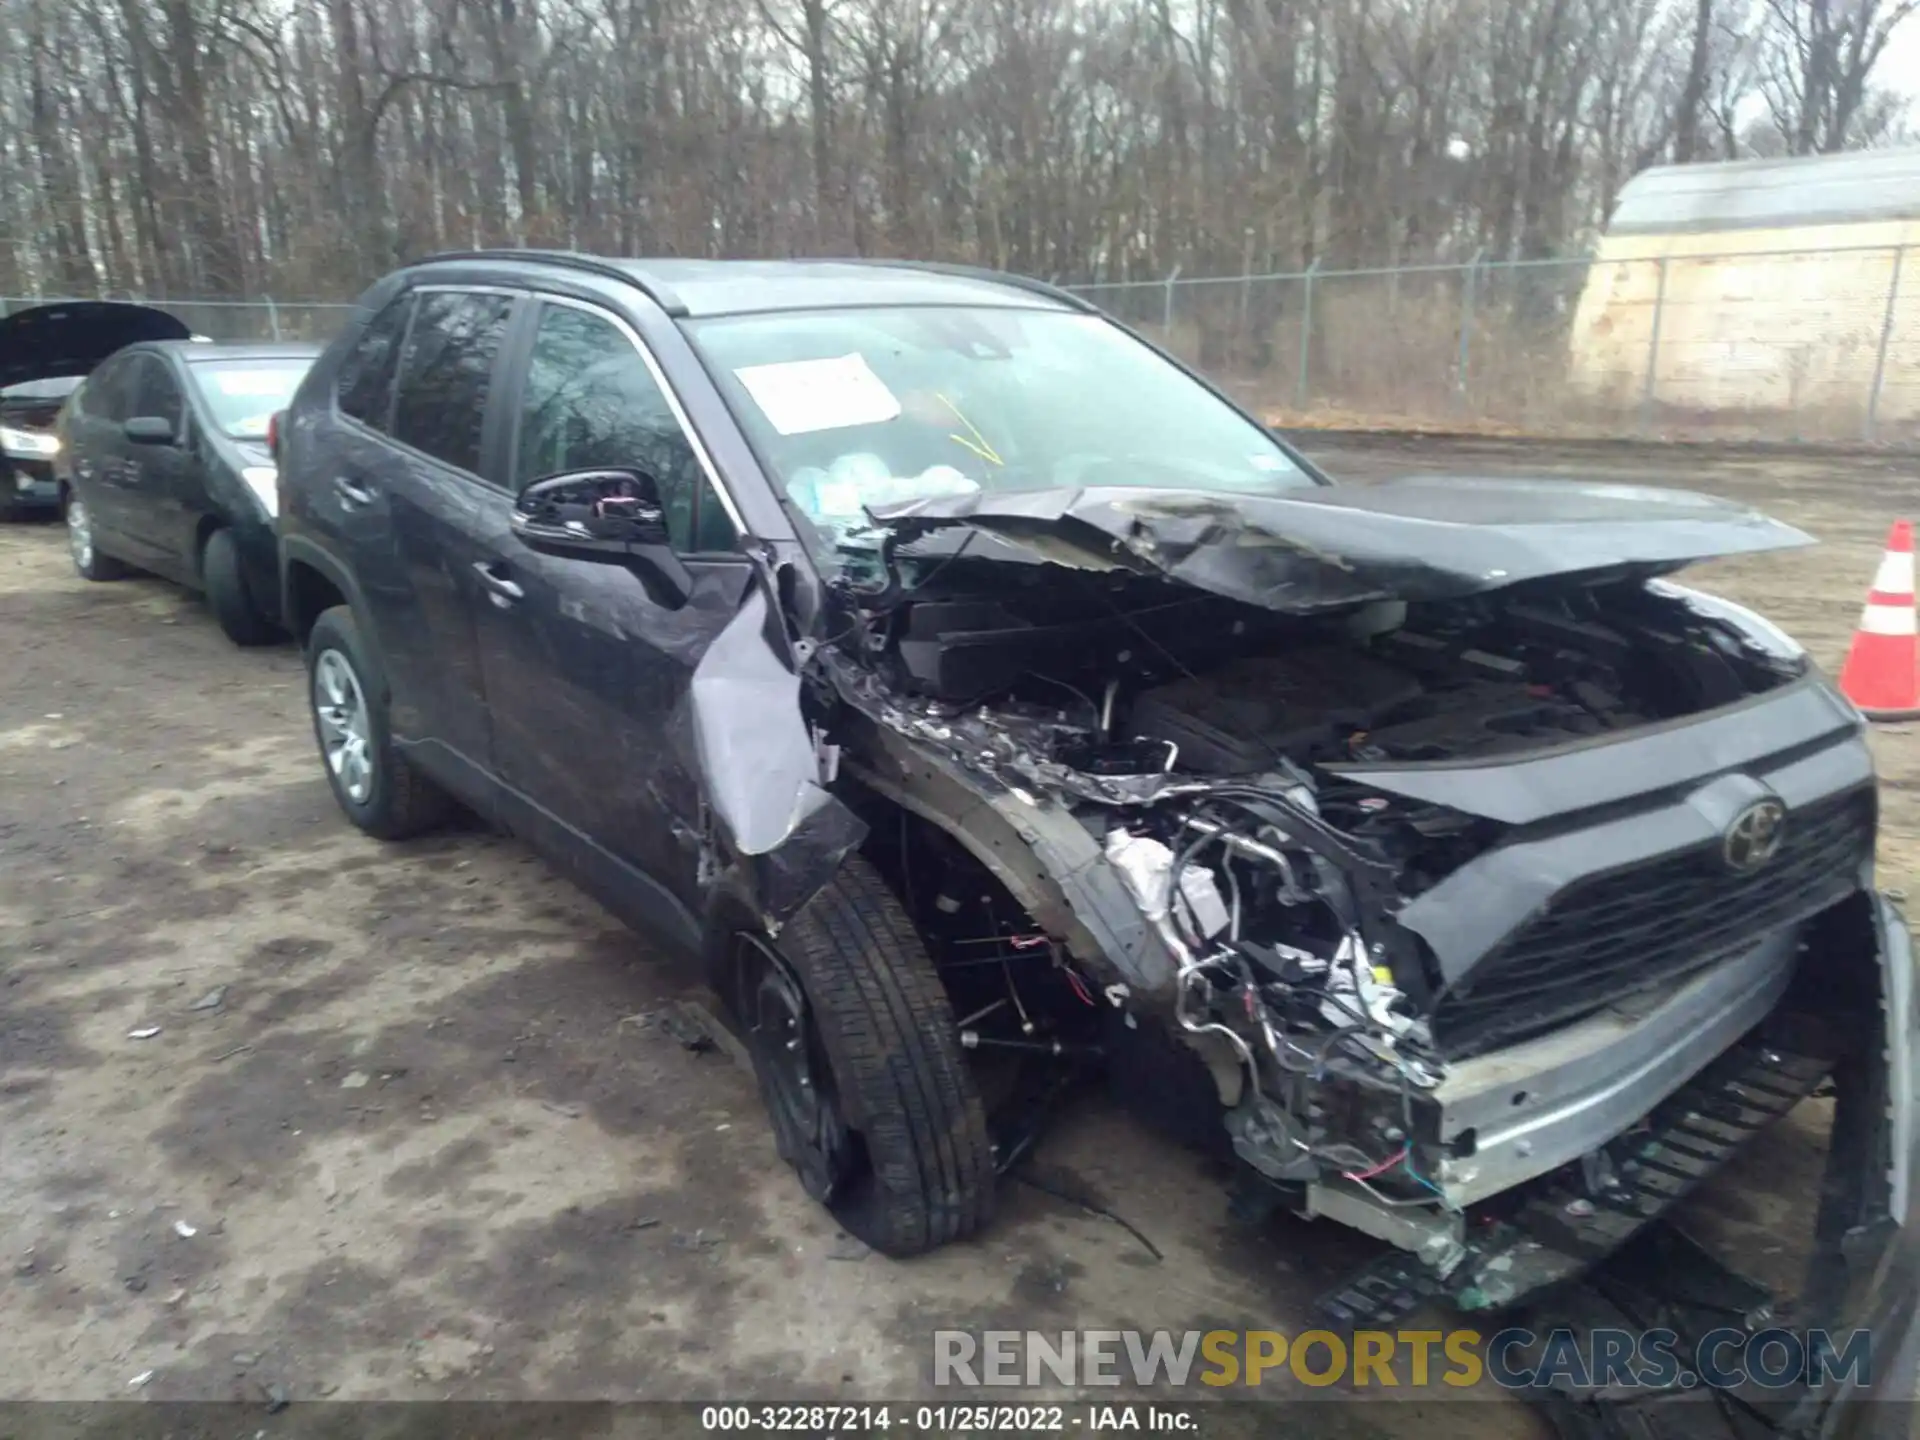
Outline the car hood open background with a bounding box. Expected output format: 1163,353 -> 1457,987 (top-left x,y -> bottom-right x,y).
869,476 -> 1814,612
0,301 -> 191,389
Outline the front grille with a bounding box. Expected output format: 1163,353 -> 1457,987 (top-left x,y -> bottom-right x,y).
1430,787 -> 1874,1058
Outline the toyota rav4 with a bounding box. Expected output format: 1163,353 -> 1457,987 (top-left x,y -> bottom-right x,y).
274,255 -> 1919,1407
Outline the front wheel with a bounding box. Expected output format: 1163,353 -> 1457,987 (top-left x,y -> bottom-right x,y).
306,606 -> 452,839
733,855 -> 995,1256
65,494 -> 128,580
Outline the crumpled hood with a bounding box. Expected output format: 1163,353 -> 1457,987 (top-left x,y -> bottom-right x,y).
868,476 -> 1813,612
0,301 -> 191,390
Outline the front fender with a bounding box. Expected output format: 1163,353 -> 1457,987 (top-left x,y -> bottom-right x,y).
686,576 -> 866,933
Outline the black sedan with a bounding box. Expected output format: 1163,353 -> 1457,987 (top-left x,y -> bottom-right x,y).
1,300 -> 193,520
55,340 -> 318,645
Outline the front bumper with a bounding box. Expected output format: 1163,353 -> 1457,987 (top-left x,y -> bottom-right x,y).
1316,891 -> 1918,1433
1433,927 -> 1801,1207
1818,890 -> 1920,1432
5,457 -> 59,508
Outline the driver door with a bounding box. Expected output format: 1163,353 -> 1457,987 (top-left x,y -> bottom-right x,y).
66,352 -> 143,550
472,295 -> 748,943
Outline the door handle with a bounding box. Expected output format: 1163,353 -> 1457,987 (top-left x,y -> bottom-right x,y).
334,476 -> 375,508
472,560 -> 525,607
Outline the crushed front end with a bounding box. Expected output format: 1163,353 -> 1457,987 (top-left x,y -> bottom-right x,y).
804,479 -> 1903,1309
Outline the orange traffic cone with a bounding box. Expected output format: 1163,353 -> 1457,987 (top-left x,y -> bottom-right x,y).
1838,520 -> 1920,720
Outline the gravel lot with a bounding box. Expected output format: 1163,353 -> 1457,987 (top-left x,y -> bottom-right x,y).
3,437 -> 1913,1426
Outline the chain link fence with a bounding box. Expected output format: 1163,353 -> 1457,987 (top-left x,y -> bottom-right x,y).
1067,244 -> 1918,446
6,244 -> 1916,445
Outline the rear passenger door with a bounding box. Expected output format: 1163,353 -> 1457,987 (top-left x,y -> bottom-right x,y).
319,290 -> 415,687
473,296 -> 748,936
372,288 -> 521,779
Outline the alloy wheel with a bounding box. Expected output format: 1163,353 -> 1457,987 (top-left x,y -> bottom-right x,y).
735,933 -> 855,1203
67,499 -> 93,572
312,648 -> 374,804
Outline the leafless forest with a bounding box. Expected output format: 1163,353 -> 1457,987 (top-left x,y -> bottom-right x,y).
0,0 -> 1915,303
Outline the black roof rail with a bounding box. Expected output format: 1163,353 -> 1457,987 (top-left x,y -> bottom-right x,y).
408,249 -> 688,316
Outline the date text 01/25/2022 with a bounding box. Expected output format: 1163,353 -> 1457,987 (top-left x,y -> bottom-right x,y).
699,1404 -> 1199,1432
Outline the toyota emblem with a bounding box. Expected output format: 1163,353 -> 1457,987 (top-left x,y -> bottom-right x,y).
1723,798 -> 1787,873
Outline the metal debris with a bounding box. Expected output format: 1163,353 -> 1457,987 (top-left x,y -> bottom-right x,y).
172,1219 -> 197,1238
339,1071 -> 370,1089
127,1026 -> 162,1040
128,1370 -> 154,1388
187,986 -> 228,1012
654,1004 -> 718,1053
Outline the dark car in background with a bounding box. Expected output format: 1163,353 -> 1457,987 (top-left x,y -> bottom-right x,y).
1,376 -> 82,520
55,340 -> 318,645
0,300 -> 191,520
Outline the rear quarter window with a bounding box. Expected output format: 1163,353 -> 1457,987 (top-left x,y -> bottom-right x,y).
336,295 -> 412,432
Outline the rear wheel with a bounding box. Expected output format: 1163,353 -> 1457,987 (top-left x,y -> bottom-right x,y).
306,606 -> 452,839
65,494 -> 128,580
202,528 -> 277,646
733,854 -> 995,1255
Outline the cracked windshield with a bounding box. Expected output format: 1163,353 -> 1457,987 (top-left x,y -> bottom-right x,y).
690,306 -> 1315,562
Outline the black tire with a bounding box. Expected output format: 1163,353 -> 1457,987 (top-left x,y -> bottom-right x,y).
64,491 -> 130,580
306,605 -> 452,840
202,528 -> 277,646
733,854 -> 995,1256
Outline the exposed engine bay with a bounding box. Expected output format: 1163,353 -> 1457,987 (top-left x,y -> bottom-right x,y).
814,512 -> 1865,1271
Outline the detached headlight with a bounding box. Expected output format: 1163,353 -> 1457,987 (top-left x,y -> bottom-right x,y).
0,424 -> 59,459
240,464 -> 280,517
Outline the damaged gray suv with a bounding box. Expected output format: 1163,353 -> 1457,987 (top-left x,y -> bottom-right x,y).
276,255 -> 1920,1364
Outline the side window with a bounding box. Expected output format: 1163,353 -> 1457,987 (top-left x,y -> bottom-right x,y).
83,356 -> 134,423
512,303 -> 735,553
131,356 -> 183,431
391,291 -> 514,476
336,294 -> 412,432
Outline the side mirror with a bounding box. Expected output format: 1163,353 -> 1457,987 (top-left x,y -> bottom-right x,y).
512,468 -> 691,602
124,416 -> 176,446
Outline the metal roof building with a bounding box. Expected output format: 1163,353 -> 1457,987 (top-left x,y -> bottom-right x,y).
1568,148 -> 1920,438
1606,146 -> 1920,236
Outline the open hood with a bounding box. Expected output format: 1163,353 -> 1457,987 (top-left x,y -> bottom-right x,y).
0,301 -> 191,390
868,476 -> 1814,613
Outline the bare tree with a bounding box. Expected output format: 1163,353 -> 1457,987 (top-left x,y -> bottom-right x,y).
1759,0 -> 1919,153
0,0 -> 1911,303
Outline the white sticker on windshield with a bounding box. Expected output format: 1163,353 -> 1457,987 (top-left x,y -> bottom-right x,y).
734,354 -> 902,436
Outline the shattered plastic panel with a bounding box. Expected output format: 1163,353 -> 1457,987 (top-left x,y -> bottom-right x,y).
687,579 -> 866,923
868,477 -> 1812,614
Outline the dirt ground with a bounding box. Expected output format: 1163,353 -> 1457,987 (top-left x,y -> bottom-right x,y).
2,438 -> 1914,1425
